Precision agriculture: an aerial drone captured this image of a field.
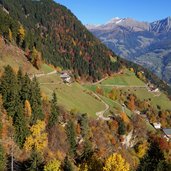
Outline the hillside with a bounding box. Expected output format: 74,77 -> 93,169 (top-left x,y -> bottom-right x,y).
87,17 -> 171,84
0,0 -> 121,81
0,0 -> 171,170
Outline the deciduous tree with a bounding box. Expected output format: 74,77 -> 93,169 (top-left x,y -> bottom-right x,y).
103,153 -> 130,171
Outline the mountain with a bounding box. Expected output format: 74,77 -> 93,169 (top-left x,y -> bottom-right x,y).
0,0 -> 171,170
0,0 -> 120,81
87,17 -> 171,84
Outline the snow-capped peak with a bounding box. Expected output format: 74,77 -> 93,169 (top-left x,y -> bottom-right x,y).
107,17 -> 122,24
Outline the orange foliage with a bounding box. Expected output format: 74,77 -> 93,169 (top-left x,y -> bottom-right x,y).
128,95 -> 135,111
120,112 -> 130,124
96,86 -> 104,95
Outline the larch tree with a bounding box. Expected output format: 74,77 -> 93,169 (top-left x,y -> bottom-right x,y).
44,159 -> 61,171
8,28 -> 13,42
103,153 -> 130,171
24,100 -> 32,122
24,120 -> 48,153
17,25 -> 25,46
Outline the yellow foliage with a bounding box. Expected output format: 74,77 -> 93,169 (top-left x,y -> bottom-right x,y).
130,68 -> 134,72
8,29 -> 13,42
18,25 -> 25,42
135,141 -> 149,158
103,153 -> 130,171
24,120 -> 48,153
108,88 -> 120,100
56,66 -> 62,72
78,163 -> 88,171
44,159 -> 61,171
24,100 -> 32,118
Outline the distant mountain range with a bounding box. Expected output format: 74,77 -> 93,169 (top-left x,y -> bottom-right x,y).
86,17 -> 171,84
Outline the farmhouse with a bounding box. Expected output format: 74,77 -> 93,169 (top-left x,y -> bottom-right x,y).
163,128 -> 171,140
153,122 -> 161,129
60,72 -> 71,83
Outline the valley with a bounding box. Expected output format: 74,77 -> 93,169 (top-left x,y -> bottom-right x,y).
0,0 -> 170,170
87,17 -> 171,85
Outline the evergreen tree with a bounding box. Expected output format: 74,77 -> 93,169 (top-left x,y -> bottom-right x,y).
0,144 -> 6,171
13,102 -> 29,147
63,156 -> 73,171
30,77 -> 44,124
20,73 -> 31,103
28,151 -> 44,171
48,91 -> 59,128
17,67 -> 23,95
0,65 -> 19,117
66,120 -> 77,157
137,142 -> 170,171
79,114 -> 93,160
0,96 -> 6,170
118,119 -> 126,135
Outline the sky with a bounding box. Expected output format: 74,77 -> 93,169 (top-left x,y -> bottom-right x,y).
55,0 -> 171,25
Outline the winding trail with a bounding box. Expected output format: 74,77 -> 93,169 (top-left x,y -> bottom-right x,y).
91,92 -> 110,120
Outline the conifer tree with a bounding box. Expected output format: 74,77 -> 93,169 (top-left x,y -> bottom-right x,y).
0,65 -> 19,117
20,73 -> 31,103
79,114 -> 93,160
13,102 -> 29,147
30,77 -> 44,124
48,91 -> 59,128
63,156 -> 73,171
0,96 -> 7,170
66,120 -> 77,157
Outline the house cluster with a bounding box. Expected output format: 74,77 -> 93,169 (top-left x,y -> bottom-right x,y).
147,83 -> 159,93
60,71 -> 72,83
153,122 -> 171,141
134,110 -> 171,141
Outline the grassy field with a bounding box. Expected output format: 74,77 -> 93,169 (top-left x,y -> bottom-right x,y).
38,74 -> 105,117
86,69 -> 171,111
40,64 -> 55,74
101,70 -> 145,86
124,87 -> 171,111
0,37 -> 39,74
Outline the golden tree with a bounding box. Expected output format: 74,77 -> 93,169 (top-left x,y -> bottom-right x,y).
135,141 -> 149,158
8,29 -> 13,42
18,25 -> 25,45
31,47 -> 42,69
24,100 -> 32,118
103,153 -> 130,171
24,120 -> 48,153
44,159 -> 61,171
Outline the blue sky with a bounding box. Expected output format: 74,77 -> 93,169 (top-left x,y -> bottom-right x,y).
55,0 -> 171,24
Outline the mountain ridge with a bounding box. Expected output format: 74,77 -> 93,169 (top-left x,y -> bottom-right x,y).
86,16 -> 171,84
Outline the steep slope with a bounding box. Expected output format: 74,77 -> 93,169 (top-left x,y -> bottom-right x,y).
0,36 -> 39,74
87,17 -> 171,84
0,0 -> 120,81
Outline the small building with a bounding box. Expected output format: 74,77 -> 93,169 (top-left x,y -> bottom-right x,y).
60,72 -> 71,83
152,88 -> 159,93
163,128 -> 171,139
134,110 -> 141,115
153,122 -> 161,129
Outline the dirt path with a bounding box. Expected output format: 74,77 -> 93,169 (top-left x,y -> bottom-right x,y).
91,92 -> 110,120
30,70 -> 57,80
92,76 -> 108,85
99,84 -> 147,88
